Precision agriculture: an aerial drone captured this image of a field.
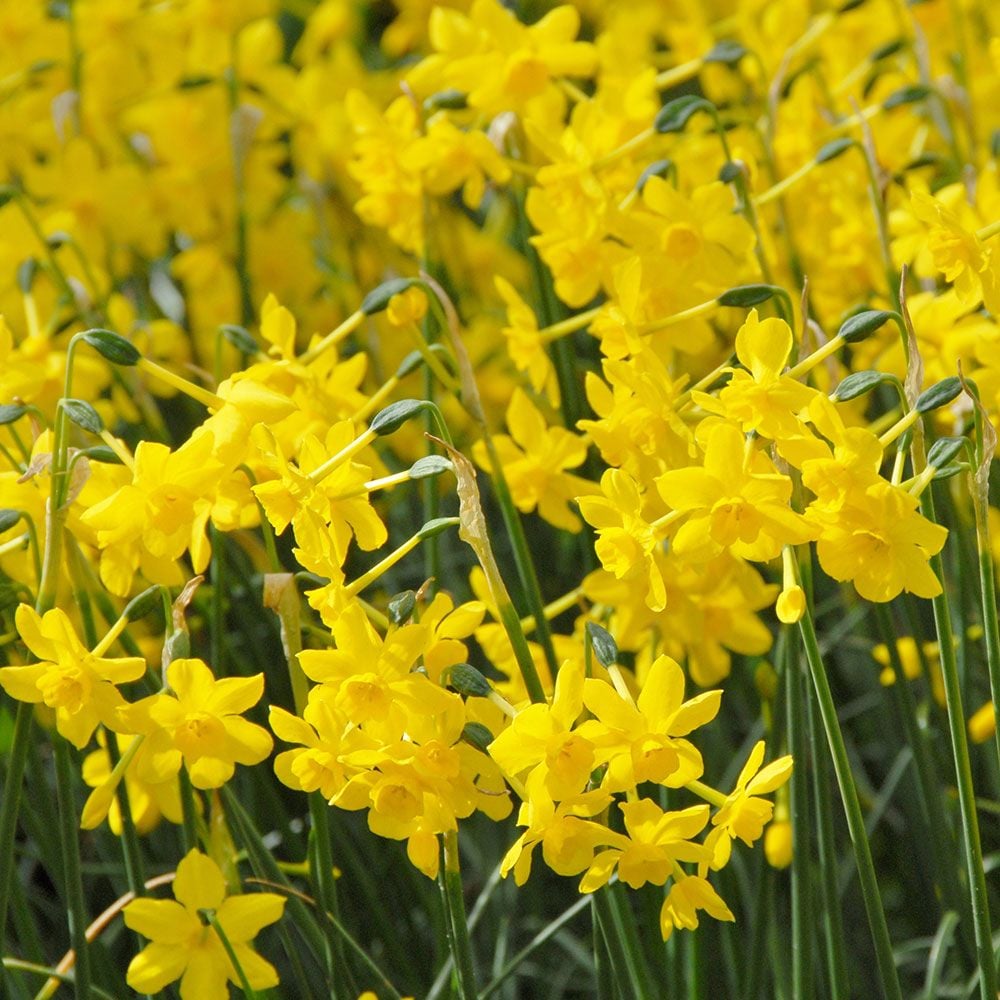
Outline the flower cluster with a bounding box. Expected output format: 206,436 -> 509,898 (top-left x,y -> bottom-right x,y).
1,0 -> 1000,995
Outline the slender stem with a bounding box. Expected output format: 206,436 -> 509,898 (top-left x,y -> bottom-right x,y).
482,434 -> 558,678
439,830 -> 478,1000
805,662 -> 851,1000
977,218 -> 1000,242
972,501 -> 1000,784
872,602 -> 974,963
0,701 -> 34,994
480,895 -> 590,999
785,627 -> 813,999
53,739 -> 91,1000
210,525 -> 225,673
178,768 -> 198,853
135,357 -> 224,409
308,796 -> 347,999
206,912 -> 258,1000
593,884 -> 654,1000
797,600 -> 903,1000
918,485 -> 997,999
104,736 -> 146,898
593,896 -> 616,999
537,307 -> 601,344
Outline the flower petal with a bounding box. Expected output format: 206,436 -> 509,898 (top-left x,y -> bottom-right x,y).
216,893 -> 286,943
173,849 -> 226,911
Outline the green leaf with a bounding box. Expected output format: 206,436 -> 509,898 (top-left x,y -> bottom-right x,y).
871,39 -> 905,61
0,509 -> 21,534
654,95 -> 712,134
704,40 -> 746,66
423,89 -> 467,112
837,309 -> 895,343
78,445 -> 122,464
123,585 -> 164,623
586,621 -> 618,667
636,158 -> 674,190
80,328 -> 140,366
915,376 -> 962,414
718,284 -> 779,307
831,370 -> 888,401
395,349 -> 425,378
61,398 -> 103,434
883,83 -> 932,110
443,663 -> 493,698
409,455 -> 453,480
0,404 -> 27,425
418,516 -> 459,540
387,590 -> 416,625
370,398 -> 427,436
460,722 -> 494,753
718,160 -> 742,183
926,435 -> 968,469
815,137 -> 855,164
931,463 -> 967,481
219,323 -> 258,355
17,259 -> 38,294
360,277 -> 419,316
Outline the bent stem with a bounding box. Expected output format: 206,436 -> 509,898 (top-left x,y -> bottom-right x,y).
797,598 -> 903,1000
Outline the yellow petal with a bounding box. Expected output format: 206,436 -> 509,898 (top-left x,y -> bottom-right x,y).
173,849 -> 226,911
124,899 -> 197,944
127,941 -> 190,994
216,894 -> 286,943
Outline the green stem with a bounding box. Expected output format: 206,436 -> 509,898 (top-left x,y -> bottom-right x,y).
422,345 -> 442,593
179,767 -> 198,853
439,830 -> 478,1000
482,434 -> 558,678
743,860 -> 771,999
805,661 -> 851,1000
918,486 -> 997,1000
226,63 -> 254,328
797,600 -> 903,1000
3,960 -> 117,1000
210,524 -> 225,673
0,701 -> 34,995
872,603 -> 974,964
784,628 -> 813,998
105,735 -> 146,897
53,739 -> 90,1000
206,911 -> 258,999
593,884 -> 655,1000
308,796 -> 347,1000
480,895 -> 589,999
972,503 -> 1000,794
496,600 -> 546,705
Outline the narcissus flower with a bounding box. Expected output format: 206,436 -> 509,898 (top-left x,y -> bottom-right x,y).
660,874 -> 734,941
656,421 -> 816,562
704,740 -> 793,870
580,799 -> 711,892
813,481 -> 947,603
473,388 -> 595,532
124,849 -> 285,999
579,654 -> 721,791
124,659 -> 273,789
0,604 -> 145,749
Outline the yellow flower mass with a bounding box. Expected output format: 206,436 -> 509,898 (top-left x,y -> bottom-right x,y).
0,0 -> 999,996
